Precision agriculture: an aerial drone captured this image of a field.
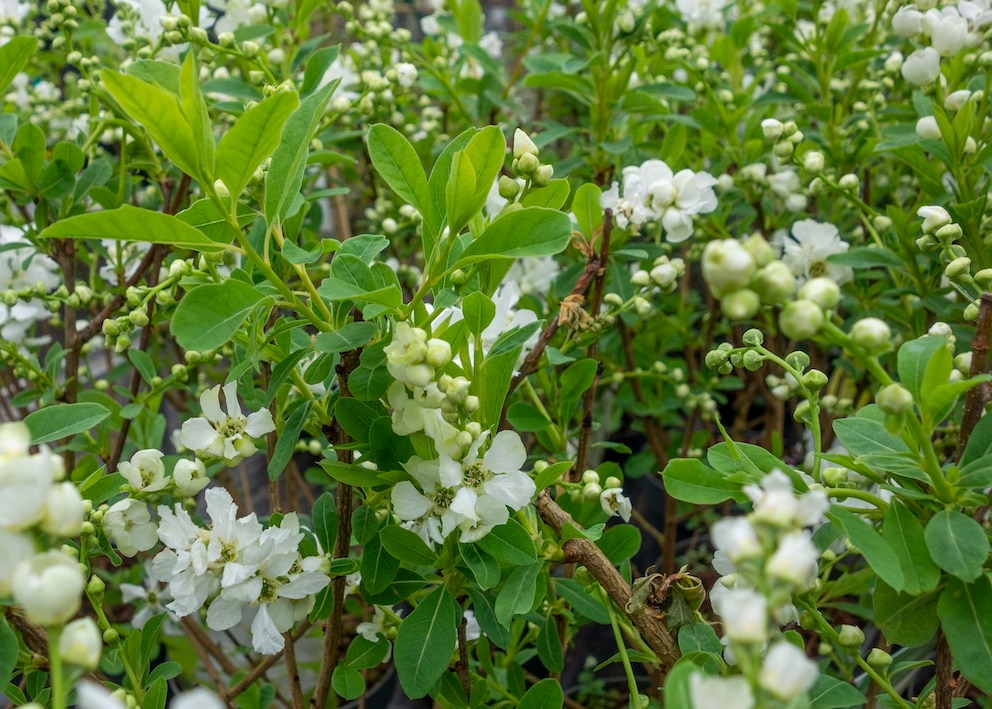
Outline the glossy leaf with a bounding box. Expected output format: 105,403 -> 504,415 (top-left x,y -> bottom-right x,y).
171,279 -> 267,351
494,562 -> 540,626
394,586 -> 458,698
367,123 -> 430,214
661,458 -> 748,504
24,403 -> 111,444
937,575 -> 992,693
924,509 -> 989,581
312,492 -> 338,555
519,679 -> 563,709
881,499 -> 939,594
0,36 -> 38,95
453,207 -> 572,267
217,91 -> 299,197
827,506 -> 905,592
41,205 -> 226,252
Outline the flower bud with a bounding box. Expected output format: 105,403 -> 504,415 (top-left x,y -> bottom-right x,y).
512,129 -> 539,159
42,482 -> 85,537
944,256 -> 971,279
915,116 -> 941,140
753,261 -> 796,305
868,647 -> 893,670
761,118 -> 784,141
581,469 -> 599,485
12,551 -> 85,626
838,173 -> 859,192
721,289 -> 761,320
876,384 -> 914,415
849,317 -> 891,354
802,150 -> 825,173
701,239 -> 756,294
533,164 -> 554,186
798,277 -> 840,310
779,300 -> 824,340
516,152 -> 540,175
631,270 -> 651,287
918,205 -> 952,234
498,175 -> 520,200
802,369 -> 828,391
837,624 -> 865,648
426,338 -> 452,369
742,328 -> 764,346
59,617 -> 102,669
822,467 -> 848,486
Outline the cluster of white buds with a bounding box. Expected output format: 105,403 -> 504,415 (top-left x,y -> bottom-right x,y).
385,322 -> 481,458
760,118 -> 805,159
630,255 -> 686,295
511,129 -> 554,187
916,206 -> 990,319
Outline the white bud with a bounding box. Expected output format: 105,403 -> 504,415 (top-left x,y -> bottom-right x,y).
12,551 -> 85,626
761,118 -> 784,141
512,129 -> 538,159
915,116 -> 941,140
59,617 -> 102,669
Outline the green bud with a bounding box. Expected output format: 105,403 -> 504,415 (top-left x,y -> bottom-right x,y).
822,467 -> 848,486
785,350 -> 811,372
86,574 -> 106,597
742,349 -> 763,371
876,383 -> 914,415
867,647 -> 893,670
779,299 -> 824,341
128,308 -> 149,327
498,175 -> 520,200
516,152 -> 540,175
103,628 -> 119,644
802,369 -> 828,391
742,328 -> 764,346
837,624 -> 865,648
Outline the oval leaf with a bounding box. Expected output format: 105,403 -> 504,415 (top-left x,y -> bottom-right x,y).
41,205 -> 227,252
24,403 -> 111,444
217,90 -> 299,198
394,586 -> 458,698
924,509 -> 990,582
453,207 -> 572,266
171,279 -> 267,351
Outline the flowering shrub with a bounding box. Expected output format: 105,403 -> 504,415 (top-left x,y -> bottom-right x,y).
1,0 -> 992,708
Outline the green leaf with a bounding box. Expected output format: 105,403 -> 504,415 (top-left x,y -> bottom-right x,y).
596,525 -> 641,565
661,458 -> 748,504
961,411 -> 992,466
380,525 -> 436,566
334,398 -> 381,443
175,199 -> 253,245
459,125 -> 506,219
678,623 -> 722,657
445,149 -> 479,236
662,660 -> 695,709
956,455 -> 992,488
476,519 -> 537,565
537,613 -> 564,672
348,342 -> 390,401
345,634 -> 390,670
394,585 -> 458,698
937,575 -> 992,693
315,322 -> 377,354
495,562 -> 541,626
0,615 -> 17,689
924,509 -> 990,581
560,358 -> 598,421
360,535 -> 400,594
827,506 -> 905,592
217,91 -> 299,198
331,665 -> 365,700
808,674 -> 867,709
41,205 -> 227,252
572,182 -> 603,239
897,336 -> 947,406
367,123 -> 430,214
24,403 -> 111,444
519,678 -> 563,709
312,491 -> 338,554
318,253 -> 373,301
179,53 -> 215,184
467,588 -> 511,648
462,291 -> 496,337
554,578 -> 610,624
520,179 -> 570,210
454,208 -> 572,267
143,677 -> 168,709
459,542 -> 500,590
264,81 -> 336,224
102,69 -> 202,181
171,279 -> 267,351
424,128 -> 476,252
506,401 -> 551,432
874,581 -> 939,647
126,59 -> 180,93
881,499 -> 940,594
832,416 -> 909,457
301,45 -> 341,95
268,400 -> 311,480
0,36 -> 39,95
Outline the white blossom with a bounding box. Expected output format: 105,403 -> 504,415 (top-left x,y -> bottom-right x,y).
766,530 -> 820,589
759,641 -> 818,700
59,617 -> 102,669
901,47 -> 941,85
717,588 -> 768,644
180,382 -> 275,465
779,219 -> 853,285
12,550 -> 85,626
600,488 -> 632,522
118,449 -> 168,493
689,673 -> 755,709
103,498 -> 159,557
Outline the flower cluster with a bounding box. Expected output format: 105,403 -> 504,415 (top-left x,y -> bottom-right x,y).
150,487 -> 329,654
700,219 -> 850,338
691,470 -> 827,707
0,422 -> 88,626
601,159 -> 718,240
892,1 -> 990,85
0,225 -> 61,345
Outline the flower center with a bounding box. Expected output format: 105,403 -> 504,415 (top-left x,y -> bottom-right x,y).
219,415 -> 247,438
462,462 -> 492,488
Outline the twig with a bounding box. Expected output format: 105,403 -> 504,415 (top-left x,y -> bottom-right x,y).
227,621 -> 313,699
956,293 -> 992,462
935,629 -> 952,709
456,615 -> 471,700
282,632 -> 305,709
535,491 -> 680,670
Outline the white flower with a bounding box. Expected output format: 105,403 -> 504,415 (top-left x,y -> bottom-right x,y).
180,382 -> 275,465
59,617 -> 102,669
76,682 -> 126,709
901,47 -> 941,85
395,62 -> 417,88
892,6 -> 924,36
689,673 -> 755,709
0,228 -> 60,344
780,219 -> 852,285
42,481 -> 85,537
930,13 -> 969,55
0,434 -> 57,531
766,530 -> 819,589
617,159 -> 718,242
170,689 -> 225,709
172,458 -> 209,497
12,550 -> 85,626
711,517 -> 761,563
103,498 -> 159,557
918,205 -> 952,233
0,529 -> 34,595
118,449 -> 168,493
121,564 -> 172,630
759,641 -> 818,700
718,588 -> 768,644
600,488 -> 632,522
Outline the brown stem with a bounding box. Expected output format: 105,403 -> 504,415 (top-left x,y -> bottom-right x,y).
956,292 -> 992,462
535,491 -> 680,670
935,629 -> 952,709
53,238 -> 79,471
283,632 -> 305,709
227,621 -> 313,700
456,615 -> 471,700
311,347 -> 362,709
180,616 -> 239,675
